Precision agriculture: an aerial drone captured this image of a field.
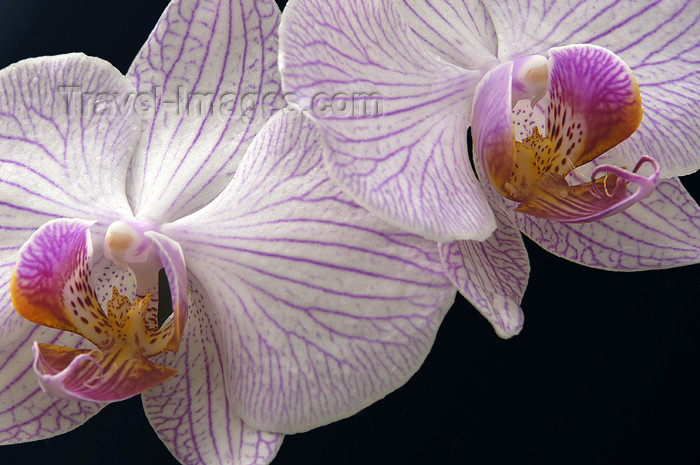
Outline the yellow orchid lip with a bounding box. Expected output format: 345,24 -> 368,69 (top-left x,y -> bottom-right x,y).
11,218 -> 181,402
473,45 -> 660,223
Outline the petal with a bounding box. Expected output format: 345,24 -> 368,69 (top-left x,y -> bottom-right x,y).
11,219 -> 113,347
485,0 -> 696,61
164,109 -> 456,432
516,177 -> 700,270
400,0 -> 498,69
91,253 -> 138,306
0,53 -> 141,345
143,277 -> 283,465
0,54 -> 138,225
279,0 -> 495,240
126,0 -> 283,222
2,254 -> 136,352
485,0 -> 700,176
620,49 -> 700,177
439,208 -> 529,339
32,341 -> 176,403
0,327 -> 101,444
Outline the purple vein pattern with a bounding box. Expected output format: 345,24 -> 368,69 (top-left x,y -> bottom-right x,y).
127,0 -> 282,222
484,0 -> 700,177
400,0 -> 498,69
163,109 -> 456,432
279,0 -> 495,241
0,54 -> 140,346
144,276 -> 282,465
440,207 -> 529,338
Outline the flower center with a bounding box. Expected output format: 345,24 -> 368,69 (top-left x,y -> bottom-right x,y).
483,47 -> 660,223
104,219 -> 162,294
11,219 -> 182,402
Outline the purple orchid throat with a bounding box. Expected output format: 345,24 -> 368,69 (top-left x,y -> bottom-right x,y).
475,45 -> 661,223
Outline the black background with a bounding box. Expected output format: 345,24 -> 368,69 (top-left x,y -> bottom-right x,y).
0,1 -> 698,464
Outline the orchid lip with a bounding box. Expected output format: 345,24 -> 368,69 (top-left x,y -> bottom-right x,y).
558,155 -> 661,224
475,45 -> 655,224
11,219 -> 181,402
589,156 -> 659,200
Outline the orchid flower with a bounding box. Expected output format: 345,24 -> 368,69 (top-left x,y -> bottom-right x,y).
0,1 -> 456,464
278,0 -> 700,337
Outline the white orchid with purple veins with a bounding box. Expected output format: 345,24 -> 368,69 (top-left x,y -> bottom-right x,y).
0,0 -> 456,463
279,0 -> 700,337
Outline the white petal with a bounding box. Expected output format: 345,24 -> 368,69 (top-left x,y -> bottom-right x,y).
400,0 -> 498,69
126,0 -> 283,222
164,110 -> 455,433
279,0 -> 495,240
143,277 -> 282,465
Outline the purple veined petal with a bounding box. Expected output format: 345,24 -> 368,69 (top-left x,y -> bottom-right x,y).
163,109 -> 456,433
0,54 -> 138,224
617,45 -> 700,178
126,0 -> 283,223
142,231 -> 188,354
400,0 -> 499,69
0,54 -> 141,346
279,0 -> 495,241
485,0 -> 696,60
143,276 -> 283,465
484,0 -> 700,177
516,177 -> 700,271
0,326 -> 101,444
439,207 -> 529,339
544,45 -> 642,169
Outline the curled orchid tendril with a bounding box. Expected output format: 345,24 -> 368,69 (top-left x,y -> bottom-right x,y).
549,156 -> 660,224
590,156 -> 659,199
